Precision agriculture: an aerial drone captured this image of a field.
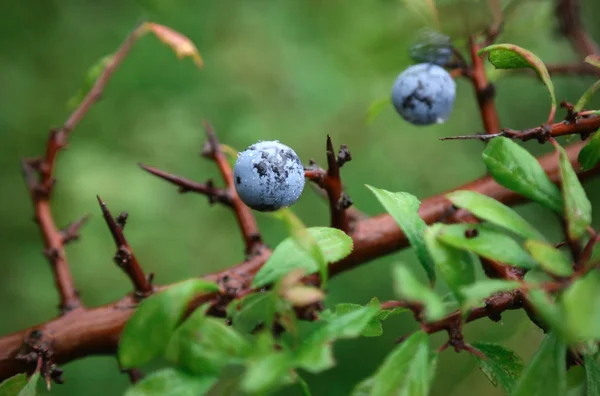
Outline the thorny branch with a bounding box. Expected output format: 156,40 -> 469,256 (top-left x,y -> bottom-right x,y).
441,113 -> 600,143
139,164 -> 232,207
555,0 -> 599,59
200,121 -> 265,256
304,135 -> 353,232
2,138 -> 599,381
97,196 -> 153,298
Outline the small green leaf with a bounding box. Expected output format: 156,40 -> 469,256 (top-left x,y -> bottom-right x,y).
479,44 -> 556,122
483,137 -> 563,213
557,145 -> 592,240
367,185 -> 435,283
296,305 -> 380,372
118,279 -> 220,369
252,227 -> 352,288
365,331 -> 432,396
393,265 -> 446,322
0,374 -> 27,396
16,371 -> 39,396
165,308 -> 251,374
579,131 -> 600,171
512,332 -> 567,396
425,224 -> 477,303
460,280 -> 521,312
472,342 -> 524,394
296,375 -> 313,396
446,190 -> 547,241
585,55 -> 600,69
332,297 -> 405,337
575,80 -> 600,112
226,291 -> 278,334
366,97 -> 392,124
524,240 -> 573,277
434,224 -> 538,269
241,349 -> 295,395
561,271 -> 600,342
584,354 -> 600,396
67,54 -> 113,110
124,368 -> 217,396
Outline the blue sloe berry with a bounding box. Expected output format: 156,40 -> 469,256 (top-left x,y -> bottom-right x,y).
391,63 -> 456,126
234,140 -> 305,212
409,29 -> 453,66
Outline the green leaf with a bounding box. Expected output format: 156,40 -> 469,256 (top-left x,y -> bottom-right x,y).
575,80 -> 600,112
165,308 -> 251,374
67,54 -> 113,110
252,226 -> 353,288
479,44 -> 556,122
483,137 -> 563,213
332,297 -> 406,337
226,291 -> 278,334
124,368 -> 217,396
118,279 -> 220,369
512,332 -> 567,396
367,185 -> 435,283
241,346 -> 295,395
393,265 -> 446,322
472,342 -> 524,394
586,55 -> 600,69
366,331 -> 432,396
0,374 -> 27,396
297,375 -> 313,396
579,131 -> 600,171
434,224 -> 538,269
561,271 -> 600,342
296,305 -> 380,373
446,190 -> 547,241
557,145 -> 592,240
425,224 -> 477,303
460,280 -> 521,312
584,354 -> 600,396
366,97 -> 392,124
16,371 -> 39,396
524,240 -> 573,277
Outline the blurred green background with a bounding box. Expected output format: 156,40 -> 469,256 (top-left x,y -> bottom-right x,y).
2,0 -> 600,395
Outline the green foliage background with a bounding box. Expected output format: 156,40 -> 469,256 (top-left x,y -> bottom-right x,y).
1,0 -> 600,394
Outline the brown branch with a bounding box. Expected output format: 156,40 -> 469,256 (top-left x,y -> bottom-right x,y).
304,135 -> 352,232
468,36 -> 501,135
201,121 -> 264,256
97,196 -> 153,298
139,163 -> 232,207
18,25 -> 146,314
2,139 -> 599,381
555,0 -> 599,59
441,113 -> 600,142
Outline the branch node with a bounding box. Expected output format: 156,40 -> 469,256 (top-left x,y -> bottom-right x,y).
116,212 -> 128,229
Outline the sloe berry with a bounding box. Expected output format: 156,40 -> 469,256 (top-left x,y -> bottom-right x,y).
391,63 -> 456,126
234,141 -> 305,212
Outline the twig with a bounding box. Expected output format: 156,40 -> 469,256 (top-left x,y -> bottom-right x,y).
97,196 -> 153,298
139,164 -> 232,207
441,114 -> 600,142
467,36 -> 501,135
555,0 -> 599,59
304,135 -> 353,232
19,24 -> 146,314
201,121 -> 264,256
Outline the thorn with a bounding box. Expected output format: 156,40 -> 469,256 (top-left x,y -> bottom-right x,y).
60,214 -> 91,244
116,212 -> 128,229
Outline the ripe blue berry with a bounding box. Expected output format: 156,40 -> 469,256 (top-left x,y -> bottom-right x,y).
391,63 -> 456,126
234,141 -> 305,212
409,29 -> 453,66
